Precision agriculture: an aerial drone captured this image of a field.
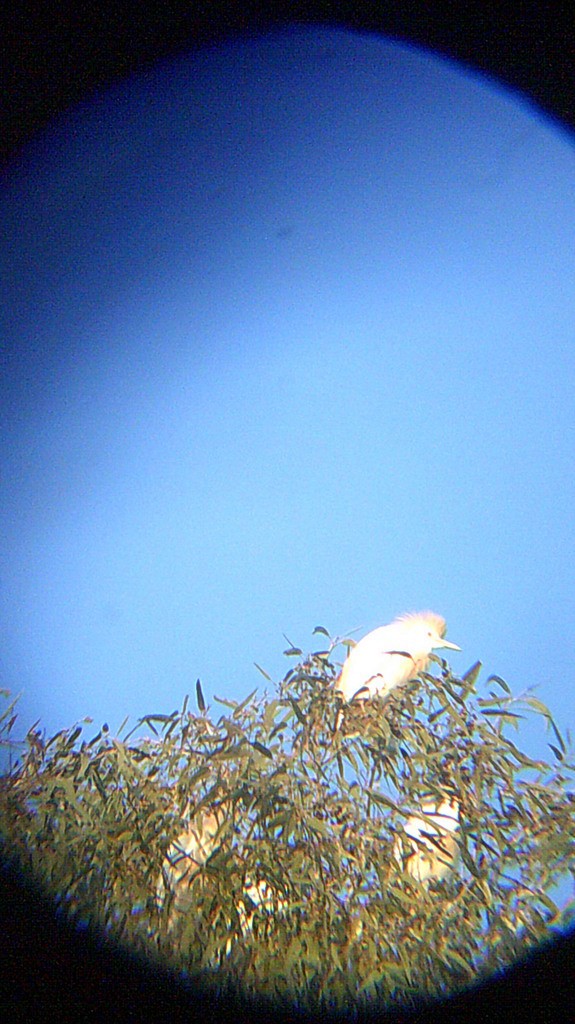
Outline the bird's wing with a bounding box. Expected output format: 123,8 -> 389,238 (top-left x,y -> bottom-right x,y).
337,626 -> 417,701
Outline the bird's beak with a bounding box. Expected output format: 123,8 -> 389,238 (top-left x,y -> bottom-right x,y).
440,639 -> 461,651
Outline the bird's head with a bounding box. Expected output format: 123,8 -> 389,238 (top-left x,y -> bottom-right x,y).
396,611 -> 461,655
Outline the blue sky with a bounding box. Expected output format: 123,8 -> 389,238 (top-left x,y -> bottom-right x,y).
1,26 -> 574,776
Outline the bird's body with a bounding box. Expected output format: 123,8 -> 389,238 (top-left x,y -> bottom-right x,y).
394,797 -> 460,884
156,808 -> 223,925
335,611 -> 460,703
157,806 -> 287,938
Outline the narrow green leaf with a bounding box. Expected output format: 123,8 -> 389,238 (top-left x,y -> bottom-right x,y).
250,740 -> 273,759
0,693 -> 22,726
486,674 -> 511,694
66,727 -> 83,747
548,716 -> 566,754
263,700 -> 280,731
461,661 -> 482,687
163,718 -> 178,740
44,729 -> 66,749
524,695 -> 553,718
212,742 -> 246,762
441,678 -> 466,706
504,740 -> 547,770
213,695 -> 238,709
254,662 -> 272,681
447,949 -> 475,975
50,776 -> 80,810
538,891 -> 560,915
91,768 -> 107,800
478,696 -> 507,709
196,679 -> 206,713
428,707 -> 448,724
365,790 -> 400,812
232,689 -> 258,717
478,878 -> 493,907
286,697 -> 306,724
459,844 -> 480,877
115,715 -> 130,737
481,709 -> 524,719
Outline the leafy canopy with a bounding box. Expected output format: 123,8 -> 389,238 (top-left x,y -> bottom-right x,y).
0,631 -> 573,1014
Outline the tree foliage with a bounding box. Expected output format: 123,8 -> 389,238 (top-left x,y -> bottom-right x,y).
0,635 -> 573,1015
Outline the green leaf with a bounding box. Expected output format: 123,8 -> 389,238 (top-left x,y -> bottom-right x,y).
478,878 -> 493,907
232,689 -> 258,717
446,949 -> 475,975
548,716 -> 566,754
163,718 -> 178,741
66,726 -> 83,747
537,891 -> 560,916
523,695 -> 553,718
478,696 -> 508,708
481,709 -> 524,720
312,626 -> 330,637
44,729 -> 66,749
312,650 -> 331,662
0,692 -> 22,726
250,740 -> 273,759
486,674 -> 511,694
115,715 -> 130,738
90,768 -> 108,800
441,678 -> 467,707
196,679 -> 206,713
254,662 -> 272,681
462,661 -> 483,687
49,776 -> 80,810
213,695 -> 238,709
286,697 -> 306,724
428,707 -> 448,724
365,790 -> 400,812
504,740 -> 547,769
459,844 -> 480,877
308,816 -> 329,837
262,700 -> 280,731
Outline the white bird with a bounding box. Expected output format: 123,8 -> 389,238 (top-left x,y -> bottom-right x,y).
393,796 -> 460,885
156,807 -> 223,927
335,611 -> 460,703
157,806 -> 287,939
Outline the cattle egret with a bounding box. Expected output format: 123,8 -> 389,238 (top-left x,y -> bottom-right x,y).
156,807 -> 223,927
335,611 -> 460,703
157,807 -> 287,939
394,797 -> 460,885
